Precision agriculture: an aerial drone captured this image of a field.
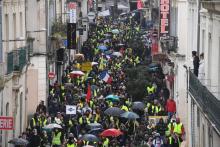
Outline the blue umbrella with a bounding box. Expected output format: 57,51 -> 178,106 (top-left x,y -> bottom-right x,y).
106,94 -> 120,101
120,111 -> 140,120
98,45 -> 108,51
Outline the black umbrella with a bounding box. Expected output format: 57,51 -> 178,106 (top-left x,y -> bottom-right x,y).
104,107 -> 125,117
81,134 -> 99,142
88,128 -> 103,135
132,101 -> 145,110
87,123 -> 103,130
8,138 -> 29,145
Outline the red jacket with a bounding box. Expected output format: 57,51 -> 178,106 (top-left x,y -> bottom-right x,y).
166,99 -> 176,113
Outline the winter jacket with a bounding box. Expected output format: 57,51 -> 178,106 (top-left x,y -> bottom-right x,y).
166,99 -> 176,113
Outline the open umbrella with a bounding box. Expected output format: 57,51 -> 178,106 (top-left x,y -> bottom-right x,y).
112,52 -> 122,57
87,123 -> 103,130
100,128 -> 123,137
104,107 -> 125,117
70,70 -> 85,76
8,138 -> 29,145
92,62 -> 98,66
112,29 -> 120,34
88,128 -> 103,135
120,111 -> 140,120
43,123 -> 62,129
106,94 -> 119,101
132,101 -> 145,110
81,134 -> 99,142
98,45 -> 107,51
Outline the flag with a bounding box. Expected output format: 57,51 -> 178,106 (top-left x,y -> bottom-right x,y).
86,84 -> 91,103
137,0 -> 143,9
99,71 -> 112,84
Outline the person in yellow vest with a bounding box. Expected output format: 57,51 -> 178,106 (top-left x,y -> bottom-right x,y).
30,113 -> 40,130
121,104 -> 129,112
66,133 -> 77,147
102,137 -> 109,147
52,128 -> 63,147
174,117 -> 185,142
147,83 -> 156,95
39,114 -> 47,128
168,133 -> 180,147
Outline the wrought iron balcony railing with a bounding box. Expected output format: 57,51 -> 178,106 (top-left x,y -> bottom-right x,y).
189,71 -> 220,131
7,48 -> 27,74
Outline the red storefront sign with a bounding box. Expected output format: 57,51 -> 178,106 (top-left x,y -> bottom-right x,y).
0,117 -> 14,130
48,72 -> 55,79
160,0 -> 170,37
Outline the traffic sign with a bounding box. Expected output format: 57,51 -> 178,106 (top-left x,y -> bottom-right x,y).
88,12 -> 96,20
48,72 -> 55,79
0,117 -> 13,130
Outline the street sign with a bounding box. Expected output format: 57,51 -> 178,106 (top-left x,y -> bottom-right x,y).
66,105 -> 76,115
0,117 -> 13,130
87,12 -> 96,20
81,62 -> 92,72
48,72 -> 55,79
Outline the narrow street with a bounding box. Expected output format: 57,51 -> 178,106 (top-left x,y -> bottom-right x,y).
1,0 -> 220,147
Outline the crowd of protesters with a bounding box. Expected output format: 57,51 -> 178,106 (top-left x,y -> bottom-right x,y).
16,16 -> 185,147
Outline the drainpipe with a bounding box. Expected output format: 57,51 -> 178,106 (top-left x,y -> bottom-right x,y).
197,0 -> 201,54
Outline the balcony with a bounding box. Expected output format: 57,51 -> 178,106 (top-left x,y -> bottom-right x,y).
202,0 -> 220,13
189,71 -> 220,131
7,48 -> 27,75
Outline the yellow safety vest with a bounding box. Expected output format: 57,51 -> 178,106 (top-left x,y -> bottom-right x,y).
121,105 -> 128,111
147,86 -> 155,94
79,117 -> 83,124
67,143 -> 76,147
32,118 -> 36,127
103,138 -> 109,147
52,132 -> 61,145
40,119 -> 47,127
174,123 -> 183,134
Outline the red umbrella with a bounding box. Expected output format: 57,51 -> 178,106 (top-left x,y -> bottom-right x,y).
100,128 -> 123,137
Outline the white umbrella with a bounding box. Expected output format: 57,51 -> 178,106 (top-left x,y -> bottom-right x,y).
43,123 -> 62,129
70,70 -> 85,76
92,62 -> 98,66
112,52 -> 122,57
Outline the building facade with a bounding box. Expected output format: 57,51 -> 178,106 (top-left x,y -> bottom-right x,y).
1,0 -> 28,146
170,0 -> 220,147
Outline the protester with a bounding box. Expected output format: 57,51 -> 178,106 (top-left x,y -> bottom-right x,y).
20,16 -> 185,147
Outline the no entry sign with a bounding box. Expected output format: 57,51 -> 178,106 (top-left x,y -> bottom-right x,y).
0,117 -> 13,130
48,72 -> 55,79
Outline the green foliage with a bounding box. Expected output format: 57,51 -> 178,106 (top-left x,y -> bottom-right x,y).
51,19 -> 67,38
125,65 -> 151,101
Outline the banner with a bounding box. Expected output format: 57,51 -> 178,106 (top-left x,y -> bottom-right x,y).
160,0 -> 170,37
66,105 -> 77,115
68,2 -> 77,23
67,23 -> 77,49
